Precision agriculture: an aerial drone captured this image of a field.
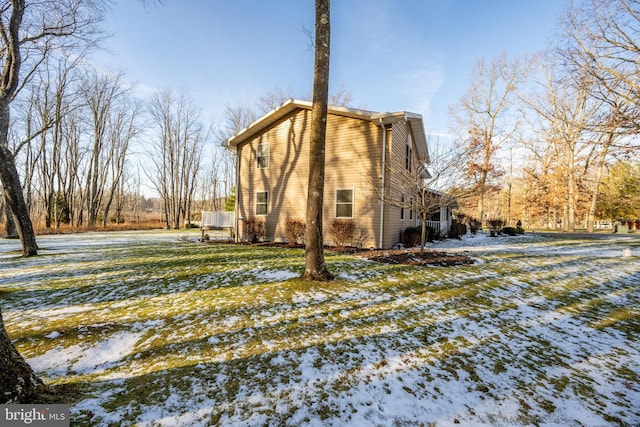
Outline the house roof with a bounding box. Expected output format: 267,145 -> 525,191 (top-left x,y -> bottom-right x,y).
226,99 -> 430,163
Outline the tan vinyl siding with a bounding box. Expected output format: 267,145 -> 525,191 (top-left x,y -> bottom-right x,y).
324,114 -> 382,247
237,109 -> 383,247
384,121 -> 421,247
237,109 -> 311,242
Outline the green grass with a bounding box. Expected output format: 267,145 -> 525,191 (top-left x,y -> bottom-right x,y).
1,231 -> 639,426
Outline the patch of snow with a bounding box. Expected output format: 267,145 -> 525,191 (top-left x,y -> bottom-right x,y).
27,330 -> 142,376
243,268 -> 299,282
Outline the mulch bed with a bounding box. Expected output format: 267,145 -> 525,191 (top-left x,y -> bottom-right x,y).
205,240 -> 474,267
354,248 -> 474,267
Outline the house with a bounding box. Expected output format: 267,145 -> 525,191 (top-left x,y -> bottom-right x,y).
226,99 -> 454,248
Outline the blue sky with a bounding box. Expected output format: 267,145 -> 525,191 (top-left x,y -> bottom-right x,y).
93,0 -> 568,136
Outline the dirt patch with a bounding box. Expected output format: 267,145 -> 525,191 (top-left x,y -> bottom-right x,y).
355,248 -> 474,267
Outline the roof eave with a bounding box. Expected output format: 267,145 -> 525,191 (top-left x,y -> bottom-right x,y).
227,99 -> 308,148
407,115 -> 429,164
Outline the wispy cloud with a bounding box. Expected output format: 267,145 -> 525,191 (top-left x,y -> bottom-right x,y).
339,0 -> 447,118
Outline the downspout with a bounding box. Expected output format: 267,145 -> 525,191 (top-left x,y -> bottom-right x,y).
378,118 -> 387,249
234,146 -> 241,242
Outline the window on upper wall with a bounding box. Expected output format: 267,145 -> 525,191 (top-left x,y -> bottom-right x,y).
256,191 -> 268,215
410,197 -> 414,220
405,134 -> 413,171
400,194 -> 405,220
336,189 -> 353,218
257,143 -> 269,169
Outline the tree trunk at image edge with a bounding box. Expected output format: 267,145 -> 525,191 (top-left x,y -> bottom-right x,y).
0,311 -> 46,403
303,0 -> 333,281
0,108 -> 38,256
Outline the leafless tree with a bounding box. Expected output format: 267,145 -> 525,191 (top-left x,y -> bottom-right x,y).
200,144 -> 234,212
449,54 -> 527,226
257,85 -> 294,114
329,83 -> 354,107
147,88 -> 206,229
61,108 -> 86,227
100,96 -> 143,227
522,57 -> 602,231
81,69 -> 133,228
370,135 -> 463,252
560,0 -> 640,230
564,0 -> 639,131
25,50 -> 83,229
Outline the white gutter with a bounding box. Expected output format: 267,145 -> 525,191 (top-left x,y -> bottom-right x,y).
378,118 -> 387,248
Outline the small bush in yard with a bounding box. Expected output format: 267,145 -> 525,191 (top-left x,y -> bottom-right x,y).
350,226 -> 370,248
329,220 -> 369,247
402,226 -> 422,247
487,218 -> 505,236
285,219 -> 305,246
244,218 -> 266,243
402,225 -> 436,246
502,226 -> 518,236
330,220 -> 356,247
448,221 -> 467,239
467,217 -> 482,234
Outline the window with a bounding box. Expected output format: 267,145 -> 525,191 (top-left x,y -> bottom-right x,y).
400,195 -> 405,220
257,143 -> 269,169
405,134 -> 413,171
410,197 -> 414,220
336,189 -> 353,218
256,191 -> 268,215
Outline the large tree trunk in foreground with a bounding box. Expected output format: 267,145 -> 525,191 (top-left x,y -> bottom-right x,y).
0,311 -> 46,403
303,0 -> 333,281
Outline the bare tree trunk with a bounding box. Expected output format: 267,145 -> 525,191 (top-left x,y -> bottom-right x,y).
566,153 -> 576,232
0,311 -> 46,403
303,0 -> 333,281
148,89 -> 204,231
3,200 -> 18,238
0,113 -> 38,255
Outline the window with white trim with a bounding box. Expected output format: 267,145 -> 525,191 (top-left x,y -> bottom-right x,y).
336,189 -> 353,218
256,191 -> 268,215
257,143 -> 269,169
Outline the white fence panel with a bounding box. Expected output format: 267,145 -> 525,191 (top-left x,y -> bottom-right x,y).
423,221 -> 441,236
202,211 -> 235,229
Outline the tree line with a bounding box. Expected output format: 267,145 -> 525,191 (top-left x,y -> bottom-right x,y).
449,0 -> 639,232
0,50 -> 238,236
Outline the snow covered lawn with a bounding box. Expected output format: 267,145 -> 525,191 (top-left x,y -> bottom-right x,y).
1,230 -> 639,426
